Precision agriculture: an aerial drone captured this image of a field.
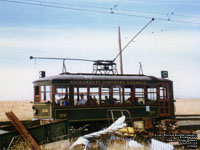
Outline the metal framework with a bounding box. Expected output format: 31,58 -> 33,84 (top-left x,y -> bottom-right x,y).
92,60 -> 118,74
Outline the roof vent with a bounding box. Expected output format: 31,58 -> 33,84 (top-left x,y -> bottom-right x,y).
39,71 -> 45,78
161,71 -> 168,78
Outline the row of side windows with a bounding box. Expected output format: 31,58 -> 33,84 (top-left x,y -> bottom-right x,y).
34,84 -> 169,106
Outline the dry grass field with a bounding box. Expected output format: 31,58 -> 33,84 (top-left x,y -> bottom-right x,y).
174,98 -> 200,115
0,100 -> 33,121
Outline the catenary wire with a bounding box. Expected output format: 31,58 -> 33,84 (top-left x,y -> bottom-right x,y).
0,0 -> 200,25
127,0 -> 200,4
21,0 -> 200,19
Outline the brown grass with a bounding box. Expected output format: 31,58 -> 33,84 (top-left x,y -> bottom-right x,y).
0,100 -> 33,121
175,98 -> 200,115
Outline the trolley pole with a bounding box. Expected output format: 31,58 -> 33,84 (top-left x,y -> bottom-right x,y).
118,26 -> 123,75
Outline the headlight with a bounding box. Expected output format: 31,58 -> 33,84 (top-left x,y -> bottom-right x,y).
33,108 -> 38,114
32,106 -> 38,114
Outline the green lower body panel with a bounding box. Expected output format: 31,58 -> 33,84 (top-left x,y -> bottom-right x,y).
54,106 -> 158,122
33,103 -> 52,119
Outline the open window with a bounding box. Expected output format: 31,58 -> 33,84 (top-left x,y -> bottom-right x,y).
135,87 -> 145,105
54,86 -> 69,106
124,86 -> 134,105
73,86 -> 88,105
113,85 -> 123,105
101,86 -> 111,104
89,86 -> 100,105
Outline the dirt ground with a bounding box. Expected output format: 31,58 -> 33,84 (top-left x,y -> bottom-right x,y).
0,99 -> 200,121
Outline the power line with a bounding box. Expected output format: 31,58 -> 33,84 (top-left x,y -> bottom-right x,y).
1,0 -> 200,25
23,0 -> 200,19
114,8 -> 200,19
127,0 -> 200,4
22,0 -> 110,10
0,0 -> 110,14
171,13 -> 200,19
114,12 -> 200,25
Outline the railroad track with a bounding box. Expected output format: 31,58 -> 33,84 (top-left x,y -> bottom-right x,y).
175,114 -> 200,129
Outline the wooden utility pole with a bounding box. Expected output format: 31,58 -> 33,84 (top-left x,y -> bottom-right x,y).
118,26 -> 123,75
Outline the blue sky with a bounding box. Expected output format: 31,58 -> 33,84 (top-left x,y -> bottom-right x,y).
0,0 -> 200,100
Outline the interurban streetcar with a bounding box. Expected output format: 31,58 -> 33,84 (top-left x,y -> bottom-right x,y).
32,66 -> 175,130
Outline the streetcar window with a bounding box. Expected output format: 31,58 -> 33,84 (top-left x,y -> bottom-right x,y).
147,87 -> 157,104
34,86 -> 40,102
79,87 -> 88,102
35,86 -> 39,95
89,87 -> 99,105
101,86 -> 111,104
124,87 -> 131,99
74,87 -> 88,105
41,85 -> 51,101
74,87 -> 79,105
160,84 -> 169,99
135,87 -> 145,105
113,85 -> 123,104
79,87 -> 87,96
124,87 -> 133,104
56,87 -> 67,94
54,86 -> 69,106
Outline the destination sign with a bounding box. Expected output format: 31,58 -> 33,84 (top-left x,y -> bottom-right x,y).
69,80 -> 146,85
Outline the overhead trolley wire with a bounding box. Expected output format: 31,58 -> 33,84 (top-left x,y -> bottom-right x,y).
20,0 -> 200,19
22,0 -> 110,10
127,0 -> 200,4
1,0 -> 200,25
114,8 -> 200,19
112,12 -> 200,25
0,0 -> 111,14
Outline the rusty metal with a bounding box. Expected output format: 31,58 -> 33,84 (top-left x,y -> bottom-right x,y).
5,111 -> 41,150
